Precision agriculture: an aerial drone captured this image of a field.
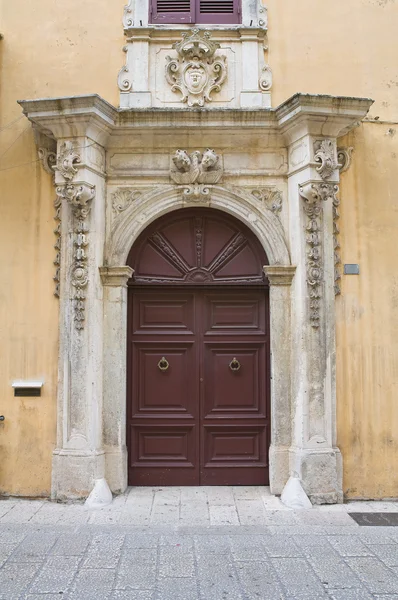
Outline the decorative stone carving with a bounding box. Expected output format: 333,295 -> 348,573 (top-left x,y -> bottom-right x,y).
122,0 -> 133,28
314,139 -> 338,180
56,141 -> 80,181
117,46 -> 132,92
251,188 -> 282,214
259,65 -> 272,91
170,149 -> 223,185
182,184 -> 211,203
111,188 -> 141,214
299,182 -> 339,328
53,194 -> 62,298
333,191 -> 341,295
165,29 -> 227,107
257,0 -> 268,29
337,146 -> 354,173
38,147 -> 57,175
57,183 -> 95,329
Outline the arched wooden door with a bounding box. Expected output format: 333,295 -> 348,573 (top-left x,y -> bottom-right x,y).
126,209 -> 270,486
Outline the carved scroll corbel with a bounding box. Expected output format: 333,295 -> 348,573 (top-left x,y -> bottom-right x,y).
314,139 -> 338,180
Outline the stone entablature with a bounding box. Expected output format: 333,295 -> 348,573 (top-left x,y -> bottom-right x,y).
19,93 -> 373,504
119,1 -> 270,109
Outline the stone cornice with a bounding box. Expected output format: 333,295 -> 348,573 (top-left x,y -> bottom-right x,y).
18,93 -> 373,144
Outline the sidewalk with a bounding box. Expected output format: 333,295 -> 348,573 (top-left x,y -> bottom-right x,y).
1,487 -> 398,599
1,486 -> 398,527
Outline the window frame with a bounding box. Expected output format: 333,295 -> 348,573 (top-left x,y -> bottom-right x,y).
150,0 -> 242,25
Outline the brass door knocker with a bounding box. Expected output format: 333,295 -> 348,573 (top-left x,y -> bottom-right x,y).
229,357 -> 241,372
158,357 -> 170,372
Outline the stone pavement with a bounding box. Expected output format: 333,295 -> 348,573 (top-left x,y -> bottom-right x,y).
0,487 -> 398,599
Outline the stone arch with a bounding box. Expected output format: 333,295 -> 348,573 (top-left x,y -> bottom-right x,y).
106,186 -> 291,268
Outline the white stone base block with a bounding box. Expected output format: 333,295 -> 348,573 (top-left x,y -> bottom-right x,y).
84,478 -> 113,510
269,445 -> 290,496
105,447 -> 128,494
51,451 -> 106,501
281,475 -> 312,509
290,447 -> 343,504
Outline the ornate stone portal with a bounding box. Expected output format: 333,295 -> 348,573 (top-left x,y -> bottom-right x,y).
19,91 -> 373,504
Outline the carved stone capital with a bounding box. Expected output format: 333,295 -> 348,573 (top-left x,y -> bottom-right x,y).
100,266 -> 134,287
166,29 -> 227,107
299,182 -> 338,204
263,266 -> 296,286
56,183 -> 95,219
314,139 -> 338,180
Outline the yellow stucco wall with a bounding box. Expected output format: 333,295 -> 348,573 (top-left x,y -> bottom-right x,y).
0,0 -> 397,497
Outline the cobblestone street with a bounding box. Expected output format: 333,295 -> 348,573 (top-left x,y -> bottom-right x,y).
1,487 -> 398,599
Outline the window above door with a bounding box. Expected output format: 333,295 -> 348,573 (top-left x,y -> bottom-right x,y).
150,0 -> 242,25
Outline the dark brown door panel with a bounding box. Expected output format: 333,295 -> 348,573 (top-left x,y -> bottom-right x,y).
202,343 -> 267,418
132,292 -> 196,334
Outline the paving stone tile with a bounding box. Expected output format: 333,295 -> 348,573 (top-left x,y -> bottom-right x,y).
206,486 -> 236,506
81,534 -> 124,569
180,500 -> 209,525
157,578 -> 199,599
50,532 -> 91,555
159,534 -> 194,549
232,486 -> 267,500
263,535 -> 304,557
293,535 -> 339,558
153,488 -> 181,507
180,487 -> 208,502
0,543 -> 20,566
328,535 -> 374,556
283,589 -> 330,599
115,558 -> 157,590
68,568 -> 115,600
327,590 -> 374,600
209,505 -> 239,526
124,532 -> 159,548
0,527 -> 27,545
230,535 -> 268,562
119,548 -> 157,569
0,502 -> 44,524
295,511 -> 356,527
308,557 -> 362,589
365,543 -> 398,566
7,532 -> 58,563
159,545 -> 195,578
262,495 -> 289,511
88,509 -> 122,524
270,557 -> 321,588
0,563 -> 40,599
150,503 -> 180,526
347,557 -> 398,594
235,499 -> 266,525
194,534 -> 231,554
24,595 -> 69,600
27,565 -> 78,594
111,592 -> 154,600
29,504 -> 63,524
263,510 -> 298,525
0,502 -> 16,519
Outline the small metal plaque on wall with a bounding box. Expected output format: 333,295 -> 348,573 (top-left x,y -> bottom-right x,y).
344,264 -> 360,275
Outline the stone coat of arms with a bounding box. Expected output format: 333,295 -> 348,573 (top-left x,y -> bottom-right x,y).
166,29 -> 227,107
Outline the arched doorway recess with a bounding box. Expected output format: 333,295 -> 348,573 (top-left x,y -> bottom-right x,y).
126,208 -> 270,486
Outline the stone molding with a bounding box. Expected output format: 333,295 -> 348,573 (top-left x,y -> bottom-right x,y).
263,265 -> 296,286
99,266 -> 134,287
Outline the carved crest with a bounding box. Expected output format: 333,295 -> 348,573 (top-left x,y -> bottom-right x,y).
166,29 -> 227,107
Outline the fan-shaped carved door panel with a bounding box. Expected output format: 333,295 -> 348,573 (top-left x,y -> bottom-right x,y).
127,209 -> 270,486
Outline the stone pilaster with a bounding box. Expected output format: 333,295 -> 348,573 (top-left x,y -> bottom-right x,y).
52,136 -> 108,500
285,133 -> 343,504
263,266 -> 296,495
100,266 -> 133,494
